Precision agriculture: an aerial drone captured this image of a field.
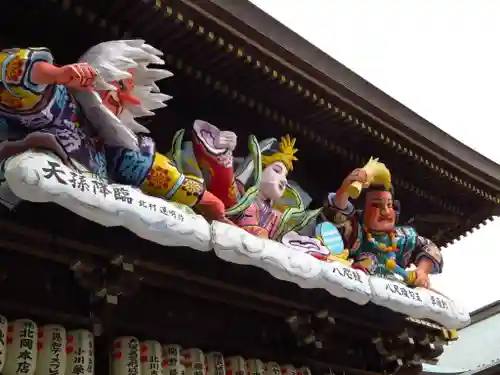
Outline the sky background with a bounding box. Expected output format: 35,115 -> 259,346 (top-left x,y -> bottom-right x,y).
249,0 -> 500,312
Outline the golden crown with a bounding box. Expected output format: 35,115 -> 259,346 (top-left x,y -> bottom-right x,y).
262,134 -> 298,172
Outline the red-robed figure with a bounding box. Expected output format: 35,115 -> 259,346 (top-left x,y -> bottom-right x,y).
186,120 -> 313,240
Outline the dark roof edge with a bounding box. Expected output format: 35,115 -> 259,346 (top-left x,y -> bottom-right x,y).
191,0 -> 500,191
463,362 -> 500,375
468,300 -> 500,325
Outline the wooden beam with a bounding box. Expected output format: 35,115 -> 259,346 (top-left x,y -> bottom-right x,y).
0,210 -> 418,335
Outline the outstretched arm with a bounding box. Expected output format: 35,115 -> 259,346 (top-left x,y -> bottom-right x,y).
324,192 -> 356,219
405,235 -> 443,289
30,61 -> 61,85
414,236 -> 443,274
32,61 -> 97,88
0,47 -> 97,111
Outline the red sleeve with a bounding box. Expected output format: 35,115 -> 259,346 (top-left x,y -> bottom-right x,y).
192,136 -> 238,208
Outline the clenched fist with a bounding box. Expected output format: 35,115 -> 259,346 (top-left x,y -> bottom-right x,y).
53,63 -> 98,90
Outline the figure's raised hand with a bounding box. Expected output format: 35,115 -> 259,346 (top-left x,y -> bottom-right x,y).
215,131 -> 237,151
333,168 -> 369,208
53,63 -> 98,90
341,168 -> 369,191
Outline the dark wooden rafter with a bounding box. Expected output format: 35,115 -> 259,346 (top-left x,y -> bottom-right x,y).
0,215 -> 392,372
180,0 -> 500,200
1,203 -> 463,349
156,54 -> 463,215
0,252 -> 363,373
0,203 -> 455,372
161,0 -> 500,200
0,201 -> 460,343
0,209 -> 412,333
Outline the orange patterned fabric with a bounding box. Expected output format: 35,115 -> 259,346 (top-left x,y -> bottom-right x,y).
0,47 -> 54,111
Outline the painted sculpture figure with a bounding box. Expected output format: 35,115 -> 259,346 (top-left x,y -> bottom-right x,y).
0,40 -> 223,216
0,43 -> 470,330
323,159 -> 443,288
173,120 -> 320,239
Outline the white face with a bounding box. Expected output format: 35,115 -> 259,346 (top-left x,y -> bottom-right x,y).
259,161 -> 288,201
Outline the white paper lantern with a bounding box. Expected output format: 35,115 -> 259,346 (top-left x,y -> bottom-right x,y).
264,362 -> 280,375
35,325 -> 67,375
181,349 -> 205,375
225,356 -> 246,375
87,334 -> 94,375
205,352 -> 225,375
247,360 -> 264,375
65,329 -> 93,375
162,344 -> 186,375
162,345 -> 182,367
0,314 -> 8,373
140,341 -> 162,375
110,337 -> 140,375
4,319 -> 38,375
164,363 -> 186,375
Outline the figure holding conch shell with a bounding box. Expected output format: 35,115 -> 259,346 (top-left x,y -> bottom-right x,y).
321,157 -> 443,288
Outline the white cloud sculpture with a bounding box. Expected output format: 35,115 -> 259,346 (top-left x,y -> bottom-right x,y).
4,150 -> 470,329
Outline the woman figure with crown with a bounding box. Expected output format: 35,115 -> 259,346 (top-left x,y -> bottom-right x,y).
323,166 -> 444,289
0,40 -> 226,216
180,120 -> 320,239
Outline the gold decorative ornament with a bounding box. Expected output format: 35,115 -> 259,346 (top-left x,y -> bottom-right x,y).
262,134 -> 298,172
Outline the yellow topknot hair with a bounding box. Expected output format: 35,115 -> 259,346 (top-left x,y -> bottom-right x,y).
262,134 -> 298,172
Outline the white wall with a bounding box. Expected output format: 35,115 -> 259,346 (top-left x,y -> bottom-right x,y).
425,313 -> 500,372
